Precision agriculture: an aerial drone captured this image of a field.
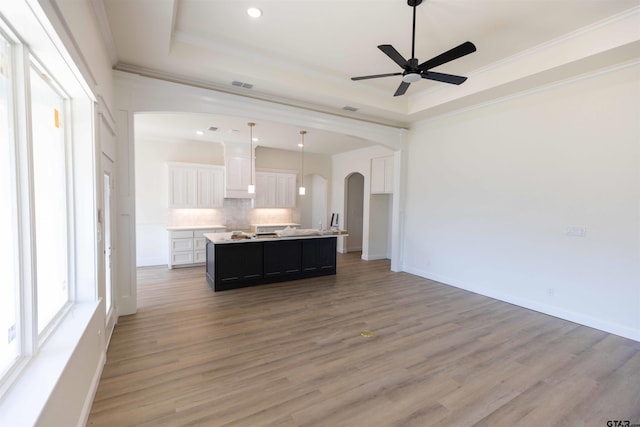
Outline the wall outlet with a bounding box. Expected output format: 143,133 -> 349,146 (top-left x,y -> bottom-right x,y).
565,226 -> 587,237
547,288 -> 555,297
7,324 -> 15,344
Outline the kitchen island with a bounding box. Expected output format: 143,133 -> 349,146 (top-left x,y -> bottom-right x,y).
204,231 -> 340,291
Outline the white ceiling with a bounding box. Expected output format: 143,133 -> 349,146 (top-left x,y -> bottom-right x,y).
100,0 -> 640,154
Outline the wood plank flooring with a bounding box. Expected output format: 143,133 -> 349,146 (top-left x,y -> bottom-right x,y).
88,253 -> 640,426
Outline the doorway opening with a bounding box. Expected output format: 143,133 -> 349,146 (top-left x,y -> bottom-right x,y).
345,172 -> 364,253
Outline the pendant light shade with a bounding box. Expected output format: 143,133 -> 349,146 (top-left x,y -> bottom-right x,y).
299,130 -> 306,196
248,122 -> 255,194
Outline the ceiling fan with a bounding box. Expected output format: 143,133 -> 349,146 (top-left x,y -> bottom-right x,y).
351,0 -> 476,97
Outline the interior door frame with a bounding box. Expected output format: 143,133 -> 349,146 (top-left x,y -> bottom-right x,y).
102,153 -> 117,343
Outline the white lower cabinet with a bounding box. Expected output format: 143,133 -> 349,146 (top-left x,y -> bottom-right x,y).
168,228 -> 225,268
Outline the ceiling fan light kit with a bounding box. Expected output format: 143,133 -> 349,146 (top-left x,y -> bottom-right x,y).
351,0 -> 476,96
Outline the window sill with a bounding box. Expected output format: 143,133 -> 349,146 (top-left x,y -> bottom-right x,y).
0,301 -> 101,427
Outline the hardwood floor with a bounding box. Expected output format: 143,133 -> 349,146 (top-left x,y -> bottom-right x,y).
88,253 -> 640,426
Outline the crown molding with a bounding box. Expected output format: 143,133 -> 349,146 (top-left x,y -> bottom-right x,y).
89,0 -> 118,65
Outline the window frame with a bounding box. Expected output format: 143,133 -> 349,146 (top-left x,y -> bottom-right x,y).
0,9 -> 97,399
28,56 -> 74,339
0,25 -> 21,381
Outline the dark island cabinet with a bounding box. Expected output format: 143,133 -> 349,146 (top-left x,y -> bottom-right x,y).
302,238 -> 336,273
264,240 -> 302,278
207,241 -> 263,286
206,237 -> 337,291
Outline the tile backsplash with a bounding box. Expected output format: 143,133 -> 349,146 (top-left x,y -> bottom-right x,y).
168,199 -> 299,231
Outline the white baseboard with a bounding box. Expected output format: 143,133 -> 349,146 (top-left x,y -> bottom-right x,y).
77,350 -> 106,427
403,265 -> 640,343
136,257 -> 166,267
362,253 -> 389,261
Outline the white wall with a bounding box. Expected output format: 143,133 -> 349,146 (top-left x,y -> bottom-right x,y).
403,63 -> 640,341
256,146 -> 331,179
310,174 -> 328,229
331,145 -> 395,257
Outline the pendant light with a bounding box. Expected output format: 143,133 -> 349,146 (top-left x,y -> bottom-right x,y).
299,130 -> 306,196
247,122 -> 255,194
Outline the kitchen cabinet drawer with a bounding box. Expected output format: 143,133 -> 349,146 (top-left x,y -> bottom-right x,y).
171,238 -> 193,252
172,251 -> 194,265
169,227 -> 226,268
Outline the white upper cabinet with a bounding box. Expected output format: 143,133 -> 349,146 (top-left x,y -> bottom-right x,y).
168,164 -> 197,208
255,170 -> 297,208
197,167 -> 225,208
371,155 -> 394,194
167,162 -> 224,208
224,142 -> 254,198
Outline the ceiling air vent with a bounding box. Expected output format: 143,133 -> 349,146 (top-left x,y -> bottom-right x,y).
208,126 -> 218,132
231,80 -> 253,89
342,106 -> 359,112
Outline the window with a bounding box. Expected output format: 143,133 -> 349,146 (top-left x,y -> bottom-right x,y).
30,63 -> 70,333
0,9 -> 95,393
0,32 -> 18,377
0,2 -> 100,422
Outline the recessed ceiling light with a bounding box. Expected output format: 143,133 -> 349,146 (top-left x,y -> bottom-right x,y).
252,137 -> 259,142
247,7 -> 262,18
298,143 -> 304,148
195,130 -> 204,136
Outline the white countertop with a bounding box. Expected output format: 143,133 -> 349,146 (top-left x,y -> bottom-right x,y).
167,225 -> 227,231
250,223 -> 300,227
205,231 -> 346,244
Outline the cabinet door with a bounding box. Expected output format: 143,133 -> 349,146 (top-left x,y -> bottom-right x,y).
226,157 -> 251,191
255,172 -> 277,207
302,238 -> 336,273
263,240 -> 301,277
215,242 -> 263,283
276,174 -> 296,208
383,156 -> 394,193
371,156 -> 393,194
168,165 -> 197,207
197,167 -> 224,208
254,172 -> 270,207
194,250 -> 207,263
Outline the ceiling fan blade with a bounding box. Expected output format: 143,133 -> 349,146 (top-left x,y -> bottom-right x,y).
422,71 -> 468,85
394,81 -> 410,97
378,45 -> 409,68
351,72 -> 403,81
418,41 -> 476,71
